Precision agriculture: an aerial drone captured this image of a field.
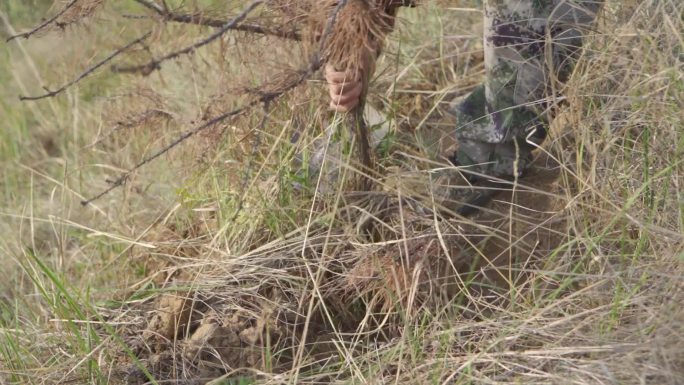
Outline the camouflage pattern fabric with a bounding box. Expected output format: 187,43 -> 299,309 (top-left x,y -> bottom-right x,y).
454,0 -> 604,177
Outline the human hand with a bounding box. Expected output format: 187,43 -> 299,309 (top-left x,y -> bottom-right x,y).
325,64 -> 364,112
325,41 -> 379,113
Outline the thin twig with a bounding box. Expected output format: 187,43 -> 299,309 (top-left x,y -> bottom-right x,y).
132,0 -> 300,40
85,108 -> 173,149
112,0 -> 264,75
6,0 -> 79,42
19,32 -> 152,101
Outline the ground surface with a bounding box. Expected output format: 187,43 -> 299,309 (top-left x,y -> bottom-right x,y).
1,1 -> 683,384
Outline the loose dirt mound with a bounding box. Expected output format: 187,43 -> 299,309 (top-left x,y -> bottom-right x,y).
122,291 -> 287,384
143,294 -> 195,342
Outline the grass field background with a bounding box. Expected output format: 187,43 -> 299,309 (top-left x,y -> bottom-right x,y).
1,1 -> 682,384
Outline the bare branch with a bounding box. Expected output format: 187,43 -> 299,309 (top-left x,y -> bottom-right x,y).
6,0 -> 79,42
112,0 -> 265,75
132,0 -> 300,40
20,32 -> 152,101
82,0 -> 352,206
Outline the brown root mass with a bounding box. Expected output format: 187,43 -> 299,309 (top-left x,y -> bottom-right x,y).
272,0 -> 405,75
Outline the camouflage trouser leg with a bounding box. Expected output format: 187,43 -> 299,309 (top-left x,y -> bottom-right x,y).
454,0 -> 603,177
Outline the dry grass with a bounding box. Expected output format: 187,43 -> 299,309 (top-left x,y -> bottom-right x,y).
1,0 -> 682,384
